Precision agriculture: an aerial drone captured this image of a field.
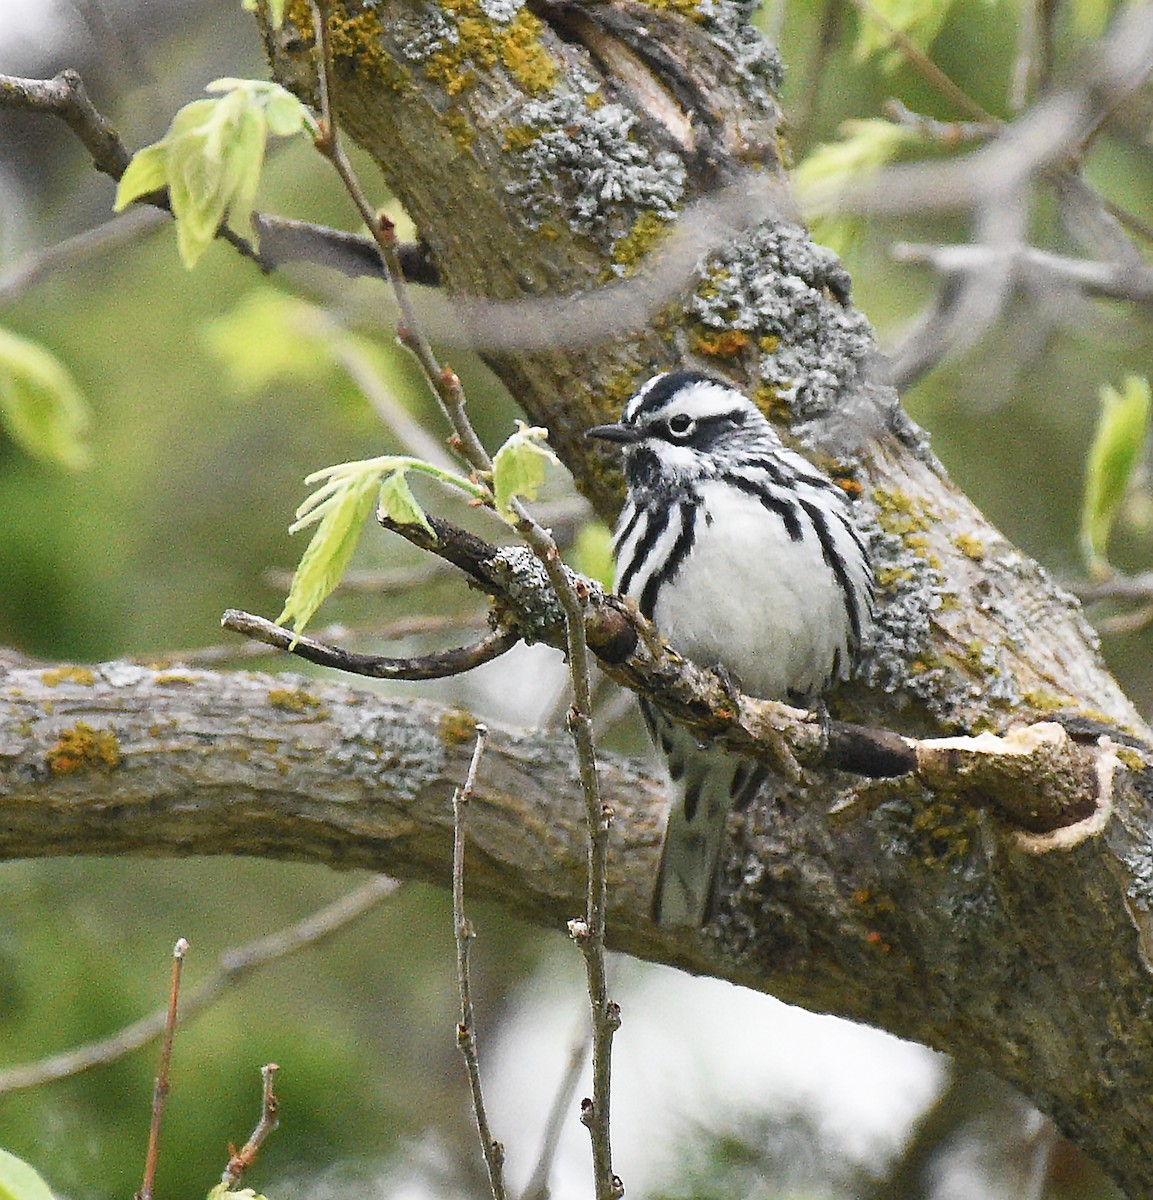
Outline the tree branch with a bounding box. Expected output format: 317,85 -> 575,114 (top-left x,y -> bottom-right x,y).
1,660 -> 1153,1193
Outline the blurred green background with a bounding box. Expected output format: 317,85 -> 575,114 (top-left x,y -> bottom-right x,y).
1,1 -> 1150,1197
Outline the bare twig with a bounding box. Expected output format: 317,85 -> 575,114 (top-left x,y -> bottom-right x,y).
221,1064 -> 282,1187
221,608 -> 520,679
521,1032 -> 590,1200
882,98 -> 996,147
891,241 -> 1153,306
0,208 -> 167,306
0,876 -> 399,1095
841,0 -> 999,127
137,937 -> 188,1200
452,726 -> 507,1200
511,515 -> 619,1200
308,2 -> 490,473
0,70 -> 131,179
155,612 -> 484,668
307,6 -> 621,1189
252,213 -> 440,284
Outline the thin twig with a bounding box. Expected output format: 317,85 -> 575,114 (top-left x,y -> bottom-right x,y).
306,9 -> 619,1192
221,1064 -> 282,1187
891,241 -> 1153,306
153,612 -> 484,668
0,877 -> 399,1095
137,937 -> 188,1200
511,512 -> 619,1200
308,2 -> 490,473
452,726 -> 507,1200
0,208 -> 167,306
882,98 -> 996,147
841,0 -> 1000,127
521,1031 -> 591,1200
221,608 -> 520,679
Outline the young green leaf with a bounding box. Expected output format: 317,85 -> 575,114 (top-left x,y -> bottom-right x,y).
279,455 -> 488,635
492,421 -> 560,522
378,469 -> 435,535
278,469 -> 380,636
0,1148 -> 57,1200
1080,375 -> 1152,579
0,327 -> 91,469
207,1185 -> 270,1200
113,81 -> 315,268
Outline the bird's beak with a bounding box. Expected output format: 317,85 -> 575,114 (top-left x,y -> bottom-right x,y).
586,422 -> 639,444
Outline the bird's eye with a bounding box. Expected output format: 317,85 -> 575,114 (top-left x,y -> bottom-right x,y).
667,414 -> 695,438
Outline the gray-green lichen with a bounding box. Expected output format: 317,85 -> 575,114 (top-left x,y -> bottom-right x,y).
697,0 -> 784,110
489,545 -> 609,644
686,222 -> 875,421
507,84 -> 686,262
332,701 -> 447,801
853,498 -> 952,712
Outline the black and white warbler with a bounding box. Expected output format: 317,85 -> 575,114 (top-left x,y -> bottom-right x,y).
587,370 -> 874,927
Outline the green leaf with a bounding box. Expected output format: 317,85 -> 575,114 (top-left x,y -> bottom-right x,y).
1080,375 -> 1152,579
0,327 -> 91,469
279,454 -> 487,635
113,144 -> 169,210
111,81 -> 314,268
378,470 -> 435,535
240,0 -> 288,30
491,421 -> 560,523
207,1185 -> 270,1200
795,119 -> 921,256
0,1148 -> 57,1200
278,469 -> 380,635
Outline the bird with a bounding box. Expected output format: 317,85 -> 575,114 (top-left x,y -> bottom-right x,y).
586,370 -> 874,927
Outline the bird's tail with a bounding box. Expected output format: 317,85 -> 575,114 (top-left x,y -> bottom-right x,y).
645,705 -> 768,928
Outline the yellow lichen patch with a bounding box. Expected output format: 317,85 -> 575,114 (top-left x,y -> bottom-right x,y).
422,2 -> 556,98
1116,745 -> 1148,772
758,334 -> 780,354
328,8 -> 389,71
444,110 -> 476,150
637,0 -> 704,17
46,722 -> 121,775
1022,689 -> 1069,714
873,486 -> 931,536
610,211 -> 671,274
439,708 -> 479,746
155,673 -> 197,687
601,368 -> 643,408
876,565 -> 915,589
425,52 -> 477,96
41,667 -> 96,688
954,532 -> 986,561
498,10 -> 557,92
268,687 -> 326,714
503,124 -> 541,152
910,797 -> 974,865
692,327 -> 751,358
752,382 -> 793,423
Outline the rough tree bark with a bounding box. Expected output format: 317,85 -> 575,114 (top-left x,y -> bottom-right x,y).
4,0 -> 1153,1195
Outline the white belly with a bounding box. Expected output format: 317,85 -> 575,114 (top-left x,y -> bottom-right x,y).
649,482 -> 850,701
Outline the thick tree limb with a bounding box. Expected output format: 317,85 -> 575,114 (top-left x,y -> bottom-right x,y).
1,661 -> 1152,1195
